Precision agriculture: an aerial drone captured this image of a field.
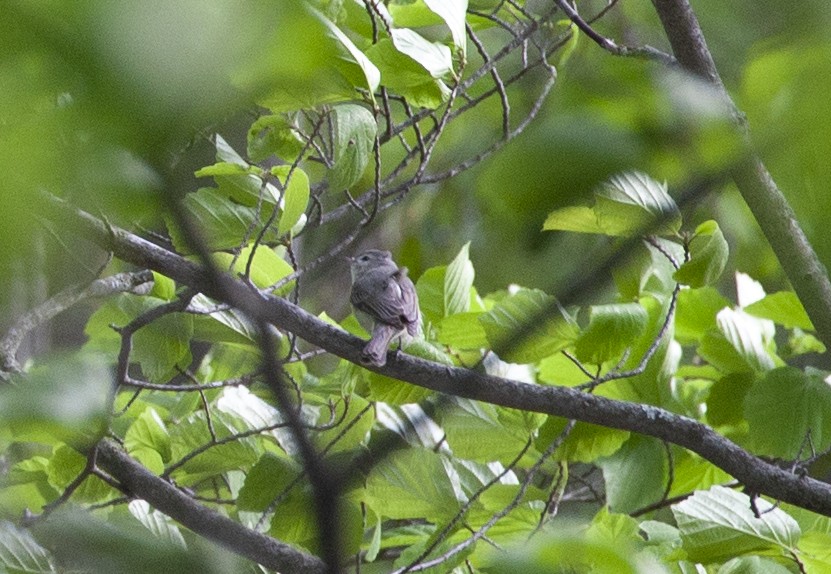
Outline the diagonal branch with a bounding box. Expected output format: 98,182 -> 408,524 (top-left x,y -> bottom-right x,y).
94,438 -> 327,574
650,0 -> 831,352
42,194 -> 831,518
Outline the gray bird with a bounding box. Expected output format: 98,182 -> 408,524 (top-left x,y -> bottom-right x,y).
349,249 -> 420,366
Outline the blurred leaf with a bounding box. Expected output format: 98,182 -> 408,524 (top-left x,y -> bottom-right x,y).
0,520 -> 57,574
416,266 -> 446,326
32,508 -> 243,574
479,288 -> 580,364
674,220 -> 729,287
574,302 -> 649,364
150,272 -> 176,301
314,394 -> 374,454
719,556 -> 794,574
314,7 -> 380,96
798,531 -> 831,574
745,291 -> 814,331
128,500 -> 186,549
329,103 -> 376,191
744,367 -> 831,458
672,486 -> 800,563
1,353 -> 110,443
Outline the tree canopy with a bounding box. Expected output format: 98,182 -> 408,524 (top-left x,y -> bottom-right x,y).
3,1 -> 831,573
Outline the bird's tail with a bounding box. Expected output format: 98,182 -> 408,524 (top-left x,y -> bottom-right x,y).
362,323 -> 400,367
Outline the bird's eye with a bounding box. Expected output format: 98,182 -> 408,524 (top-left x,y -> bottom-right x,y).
360,255 -> 369,262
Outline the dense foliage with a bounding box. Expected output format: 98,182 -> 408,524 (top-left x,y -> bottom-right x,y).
3,1 -> 831,573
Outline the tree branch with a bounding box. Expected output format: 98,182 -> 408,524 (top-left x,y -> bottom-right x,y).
43,194 -> 831,518
650,0 -> 831,352
94,438 -> 327,574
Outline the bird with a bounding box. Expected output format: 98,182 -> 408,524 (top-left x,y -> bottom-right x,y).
348,249 -> 420,366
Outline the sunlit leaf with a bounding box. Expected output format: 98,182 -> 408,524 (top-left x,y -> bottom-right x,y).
445,242 -> 474,316
745,291 -> 814,331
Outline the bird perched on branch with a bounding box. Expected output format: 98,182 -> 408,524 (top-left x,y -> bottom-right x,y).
349,249 -> 420,366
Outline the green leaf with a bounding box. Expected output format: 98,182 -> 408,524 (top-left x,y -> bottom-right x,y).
150,272 -> 176,301
423,0 -> 468,56
698,308 -> 777,374
247,114 -> 304,163
706,373 -> 756,426
212,134 -> 281,204
672,486 -> 800,563
133,313 -> 194,382
128,500 -> 186,549
438,399 -> 535,464
437,312 -> 488,349
47,445 -> 114,503
167,188 -> 281,253
543,172 -> 681,237
415,266 -> 446,326
329,103 -> 376,191
537,417 -> 629,463
745,291 -> 814,330
444,242 -> 474,316
674,220 -> 729,287
666,451 -> 732,498
314,7 -> 380,96
599,435 -> 666,514
194,161 -> 252,178
364,449 -> 462,523
718,556 -> 794,574
238,453 -> 301,511
744,367 -> 831,458
0,520 -> 57,573
167,413 -> 261,485
675,286 -> 730,343
574,302 -> 649,364
271,166 -> 310,236
125,408 -> 172,472
365,39 -> 451,109
479,288 -> 580,364
314,394 -> 374,454
367,371 -> 433,405
798,531 -> 831,574
212,244 -> 294,291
